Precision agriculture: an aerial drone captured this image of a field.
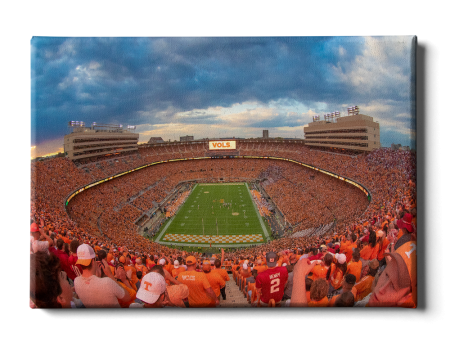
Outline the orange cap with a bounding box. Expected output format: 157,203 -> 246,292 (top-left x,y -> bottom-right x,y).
186,256 -> 197,265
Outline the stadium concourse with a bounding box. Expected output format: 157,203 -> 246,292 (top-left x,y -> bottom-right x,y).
30,141 -> 417,308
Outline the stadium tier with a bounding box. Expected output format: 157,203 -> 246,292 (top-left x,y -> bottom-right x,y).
30,140 -> 417,308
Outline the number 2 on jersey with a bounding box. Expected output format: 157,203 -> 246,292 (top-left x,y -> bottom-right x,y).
270,278 -> 280,293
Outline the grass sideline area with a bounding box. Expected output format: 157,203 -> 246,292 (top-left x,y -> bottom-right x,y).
155,183 -> 269,247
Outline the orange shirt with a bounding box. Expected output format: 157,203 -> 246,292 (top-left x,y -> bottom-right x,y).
344,243 -> 357,263
135,264 -> 148,276
360,245 -> 376,261
215,268 -> 230,282
308,296 -> 329,307
204,270 -> 226,298
253,265 -> 268,275
330,265 -> 344,290
347,260 -> 362,282
146,260 -> 155,269
310,264 -> 329,281
165,263 -> 173,275
177,270 -> 212,308
172,266 -> 186,278
117,281 -> 137,308
375,238 -> 390,261
354,275 -> 375,302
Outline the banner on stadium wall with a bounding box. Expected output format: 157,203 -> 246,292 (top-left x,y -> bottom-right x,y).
208,140 -> 236,150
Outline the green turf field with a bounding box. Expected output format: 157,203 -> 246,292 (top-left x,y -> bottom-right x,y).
155,183 -> 269,247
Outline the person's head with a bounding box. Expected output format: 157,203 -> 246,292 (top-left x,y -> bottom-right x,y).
202,260 -> 211,273
342,274 -> 356,290
97,250 -> 107,261
351,233 -> 357,243
30,252 -> 72,308
310,278 -> 328,301
335,291 -> 355,307
136,272 -> 167,308
63,242 -> 70,255
136,257 -> 142,265
368,259 -> 380,277
69,239 -> 80,254
323,253 -> 333,267
214,259 -> 221,268
30,223 -> 40,240
185,256 -> 197,270
55,238 -> 64,250
136,270 -> 143,281
397,213 -> 414,234
76,244 -> 96,272
266,252 -> 278,268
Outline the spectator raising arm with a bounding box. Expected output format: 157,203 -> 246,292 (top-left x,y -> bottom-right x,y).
290,259 -> 318,307
39,227 -> 53,247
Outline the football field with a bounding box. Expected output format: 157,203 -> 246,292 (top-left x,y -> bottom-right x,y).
155,183 -> 269,247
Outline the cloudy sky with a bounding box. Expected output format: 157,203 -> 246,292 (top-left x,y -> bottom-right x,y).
31,36 -> 416,157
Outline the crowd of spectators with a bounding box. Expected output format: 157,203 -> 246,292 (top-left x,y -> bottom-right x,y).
30,142 -> 416,308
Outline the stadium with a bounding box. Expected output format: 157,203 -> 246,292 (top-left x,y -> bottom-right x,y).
30,117 -> 417,308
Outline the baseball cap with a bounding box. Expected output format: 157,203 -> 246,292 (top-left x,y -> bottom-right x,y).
30,223 -> 39,233
159,258 -> 166,265
266,252 -> 277,267
119,256 -> 126,264
203,260 -> 211,265
369,259 -> 380,270
243,263 -> 248,269
76,244 -> 96,266
186,256 -> 197,265
337,254 -> 346,265
136,272 -> 166,305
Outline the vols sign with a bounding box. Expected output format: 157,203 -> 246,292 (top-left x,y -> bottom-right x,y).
209,140 -> 236,150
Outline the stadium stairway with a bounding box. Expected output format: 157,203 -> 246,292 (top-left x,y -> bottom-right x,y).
218,278 -> 251,308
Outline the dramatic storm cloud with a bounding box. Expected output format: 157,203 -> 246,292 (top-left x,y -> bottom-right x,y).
31,36 -> 415,157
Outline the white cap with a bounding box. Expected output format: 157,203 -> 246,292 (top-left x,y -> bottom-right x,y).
174,260 -> 180,267
337,254 -> 347,265
159,258 -> 166,265
136,272 -> 166,304
76,244 -> 96,266
243,263 -> 248,269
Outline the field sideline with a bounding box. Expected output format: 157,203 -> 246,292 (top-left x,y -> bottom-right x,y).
155,182 -> 269,247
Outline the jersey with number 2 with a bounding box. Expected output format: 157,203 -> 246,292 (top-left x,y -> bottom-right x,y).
256,266 -> 288,303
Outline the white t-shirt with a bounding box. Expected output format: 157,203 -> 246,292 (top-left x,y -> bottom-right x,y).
30,236 -> 49,254
74,275 -> 126,308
